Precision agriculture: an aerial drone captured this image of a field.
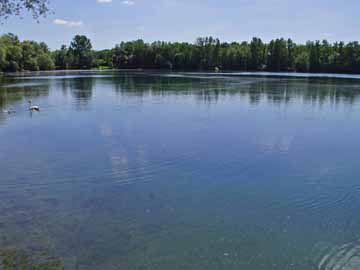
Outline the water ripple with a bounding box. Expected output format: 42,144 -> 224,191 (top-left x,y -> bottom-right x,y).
317,240 -> 360,270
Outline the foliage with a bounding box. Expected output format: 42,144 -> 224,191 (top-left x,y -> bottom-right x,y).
0,0 -> 50,20
52,45 -> 68,70
294,51 -> 310,72
0,33 -> 55,72
68,35 -> 93,69
37,53 -> 54,70
2,33 -> 360,74
105,37 -> 360,74
0,249 -> 64,270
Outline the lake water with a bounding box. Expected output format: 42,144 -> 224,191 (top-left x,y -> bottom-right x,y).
1,71 -> 360,270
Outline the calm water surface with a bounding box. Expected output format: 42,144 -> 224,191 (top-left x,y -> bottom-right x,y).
1,71 -> 360,269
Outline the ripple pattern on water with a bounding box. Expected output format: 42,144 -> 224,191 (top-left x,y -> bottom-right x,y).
2,71 -> 360,270
317,240 -> 360,270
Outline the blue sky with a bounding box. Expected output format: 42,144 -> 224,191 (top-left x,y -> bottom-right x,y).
2,0 -> 360,50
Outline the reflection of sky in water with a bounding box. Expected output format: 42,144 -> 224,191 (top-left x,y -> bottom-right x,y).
2,82 -> 45,88
174,71 -> 360,80
18,75 -> 113,80
1,71 -> 360,269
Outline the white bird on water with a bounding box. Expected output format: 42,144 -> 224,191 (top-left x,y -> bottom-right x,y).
28,100 -> 40,112
1,108 -> 15,114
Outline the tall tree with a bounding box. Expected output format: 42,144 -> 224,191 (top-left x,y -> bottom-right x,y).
250,37 -> 265,70
308,41 -> 321,72
68,35 -> 93,69
287,38 -> 295,70
53,45 -> 69,69
267,39 -> 288,71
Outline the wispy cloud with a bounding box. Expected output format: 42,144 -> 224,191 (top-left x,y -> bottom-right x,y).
322,33 -> 333,39
53,19 -> 83,27
97,0 -> 135,6
122,0 -> 135,6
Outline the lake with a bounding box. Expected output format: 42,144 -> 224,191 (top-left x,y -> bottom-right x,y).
1,71 -> 360,270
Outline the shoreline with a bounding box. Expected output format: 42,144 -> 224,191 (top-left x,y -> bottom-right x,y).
2,69 -> 360,81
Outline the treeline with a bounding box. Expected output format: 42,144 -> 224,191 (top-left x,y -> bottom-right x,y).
0,34 -> 91,72
1,33 -> 360,74
0,33 -> 54,72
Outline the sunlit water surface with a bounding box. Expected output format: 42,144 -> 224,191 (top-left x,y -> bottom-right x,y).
1,71 -> 360,269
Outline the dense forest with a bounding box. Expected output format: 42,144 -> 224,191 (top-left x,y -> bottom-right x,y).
1,33 -> 360,74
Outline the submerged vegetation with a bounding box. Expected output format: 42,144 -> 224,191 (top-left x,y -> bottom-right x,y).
0,249 -> 64,270
2,34 -> 360,74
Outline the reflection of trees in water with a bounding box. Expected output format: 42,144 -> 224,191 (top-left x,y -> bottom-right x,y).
1,74 -> 360,117
110,74 -> 239,102
0,75 -> 95,114
69,78 -> 95,110
56,77 -> 95,110
257,79 -> 360,106
59,79 -> 70,97
0,85 -> 50,109
0,81 -> 50,125
194,89 -> 220,104
105,74 -> 360,106
111,74 -> 204,96
0,113 -> 5,125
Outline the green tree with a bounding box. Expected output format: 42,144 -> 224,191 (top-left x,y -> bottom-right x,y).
4,39 -> 22,72
1,33 -> 360,74
21,41 -> 38,70
250,37 -> 265,70
53,45 -> 69,69
68,35 -> 93,69
37,53 -> 54,70
294,52 -> 310,72
308,41 -> 321,72
287,38 -> 295,70
93,49 -> 113,68
0,46 -> 6,70
267,39 -> 288,71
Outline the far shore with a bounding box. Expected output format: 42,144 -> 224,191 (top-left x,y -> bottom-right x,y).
2,69 -> 360,81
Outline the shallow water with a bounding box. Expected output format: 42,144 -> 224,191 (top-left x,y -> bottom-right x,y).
1,71 -> 360,269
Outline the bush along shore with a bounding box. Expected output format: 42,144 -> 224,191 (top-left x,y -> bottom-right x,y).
1,34 -> 360,74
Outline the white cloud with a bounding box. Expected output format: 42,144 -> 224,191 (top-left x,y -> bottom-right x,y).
122,0 -> 135,6
53,19 -> 83,27
322,33 -> 333,39
97,0 -> 135,6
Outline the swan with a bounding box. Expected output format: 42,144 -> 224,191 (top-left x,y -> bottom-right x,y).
28,100 -> 40,112
1,108 -> 15,114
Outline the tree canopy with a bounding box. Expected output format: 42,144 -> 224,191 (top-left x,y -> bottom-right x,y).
2,33 -> 360,74
0,0 -> 50,19
68,35 -> 93,69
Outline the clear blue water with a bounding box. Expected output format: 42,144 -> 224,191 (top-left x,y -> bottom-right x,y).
1,71 -> 360,269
